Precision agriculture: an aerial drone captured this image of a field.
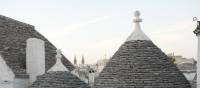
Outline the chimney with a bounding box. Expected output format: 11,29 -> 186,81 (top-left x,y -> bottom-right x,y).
26,38 -> 45,85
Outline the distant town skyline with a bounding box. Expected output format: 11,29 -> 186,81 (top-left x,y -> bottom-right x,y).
0,0 -> 200,64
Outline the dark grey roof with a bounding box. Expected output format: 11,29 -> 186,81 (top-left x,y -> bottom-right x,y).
194,74 -> 197,81
94,40 -> 191,88
190,74 -> 196,88
0,15 -> 74,77
190,80 -> 196,88
31,71 -> 90,88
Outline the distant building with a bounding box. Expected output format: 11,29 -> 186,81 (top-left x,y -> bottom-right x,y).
96,59 -> 109,73
167,53 -> 196,81
177,63 -> 196,80
72,56 -> 96,87
167,53 -> 196,64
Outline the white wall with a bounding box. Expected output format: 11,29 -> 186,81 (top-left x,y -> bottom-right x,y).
0,55 -> 14,88
197,35 -> 200,88
88,73 -> 95,87
13,78 -> 29,88
183,73 -> 196,81
0,81 -> 13,88
26,38 -> 45,85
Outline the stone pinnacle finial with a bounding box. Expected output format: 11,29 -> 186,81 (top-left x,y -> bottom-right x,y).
134,10 -> 140,17
56,49 -> 62,54
133,10 -> 142,23
56,49 -> 62,60
126,10 -> 150,41
47,49 -> 69,72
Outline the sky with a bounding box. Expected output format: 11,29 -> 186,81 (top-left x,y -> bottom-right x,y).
0,0 -> 200,64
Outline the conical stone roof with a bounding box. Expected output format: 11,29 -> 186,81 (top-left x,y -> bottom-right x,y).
0,15 -> 74,77
94,11 -> 191,88
31,49 -> 90,88
31,71 -> 90,88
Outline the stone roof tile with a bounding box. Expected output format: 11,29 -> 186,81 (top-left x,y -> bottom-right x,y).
94,40 -> 191,88
31,71 -> 90,88
94,11 -> 191,88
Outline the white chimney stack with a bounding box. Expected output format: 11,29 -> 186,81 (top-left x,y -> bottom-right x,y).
26,38 -> 45,85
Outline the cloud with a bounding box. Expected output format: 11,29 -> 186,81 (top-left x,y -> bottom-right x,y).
62,16 -> 110,33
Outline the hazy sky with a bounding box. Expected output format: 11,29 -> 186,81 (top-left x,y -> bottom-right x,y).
0,0 -> 200,64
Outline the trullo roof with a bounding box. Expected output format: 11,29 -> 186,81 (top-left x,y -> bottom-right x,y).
94,11 -> 191,88
31,49 -> 90,88
0,15 -> 74,77
31,71 -> 90,88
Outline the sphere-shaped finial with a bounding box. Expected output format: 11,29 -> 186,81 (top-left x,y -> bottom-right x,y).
56,49 -> 62,54
133,10 -> 142,23
134,10 -> 140,17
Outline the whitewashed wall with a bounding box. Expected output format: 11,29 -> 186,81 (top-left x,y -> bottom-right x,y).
88,73 -> 95,87
0,81 -> 13,88
13,78 -> 29,88
197,35 -> 200,88
26,38 -> 45,85
0,55 -> 14,88
183,73 -> 196,81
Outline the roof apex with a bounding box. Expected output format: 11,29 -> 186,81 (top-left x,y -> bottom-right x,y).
126,11 -> 150,41
48,49 -> 69,72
